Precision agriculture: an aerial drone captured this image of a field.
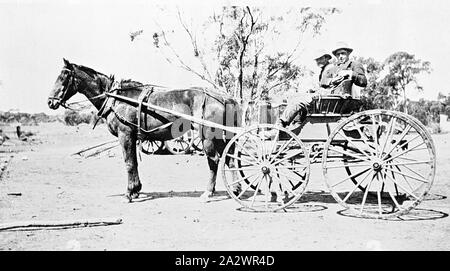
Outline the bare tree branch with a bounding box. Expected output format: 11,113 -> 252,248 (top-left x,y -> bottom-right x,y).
154,21 -> 222,91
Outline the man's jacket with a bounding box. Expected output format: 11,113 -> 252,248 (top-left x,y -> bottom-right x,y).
335,60 -> 368,88
319,63 -> 335,88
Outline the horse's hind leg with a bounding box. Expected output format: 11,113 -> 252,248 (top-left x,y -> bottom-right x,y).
200,138 -> 218,200
118,129 -> 142,202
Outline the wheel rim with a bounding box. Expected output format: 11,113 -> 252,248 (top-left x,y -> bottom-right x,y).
221,124 -> 310,212
322,110 -> 436,218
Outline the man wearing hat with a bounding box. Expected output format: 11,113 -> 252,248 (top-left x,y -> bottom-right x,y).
330,42 -> 367,89
275,49 -> 335,128
315,49 -> 335,90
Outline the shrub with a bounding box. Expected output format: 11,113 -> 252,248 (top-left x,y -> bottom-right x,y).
63,110 -> 94,126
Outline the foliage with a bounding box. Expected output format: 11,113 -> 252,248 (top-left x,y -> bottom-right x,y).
151,6 -> 340,102
63,110 -> 97,126
0,111 -> 58,125
383,52 -> 431,112
407,99 -> 443,126
357,53 -> 431,113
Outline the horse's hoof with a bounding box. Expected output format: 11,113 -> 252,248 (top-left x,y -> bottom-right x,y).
131,192 -> 139,199
123,196 -> 132,203
199,191 -> 214,203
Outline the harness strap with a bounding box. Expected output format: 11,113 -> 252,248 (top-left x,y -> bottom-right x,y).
137,87 -> 154,156
93,81 -> 120,130
199,91 -> 208,141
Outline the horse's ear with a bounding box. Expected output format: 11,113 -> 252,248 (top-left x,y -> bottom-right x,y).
63,58 -> 72,68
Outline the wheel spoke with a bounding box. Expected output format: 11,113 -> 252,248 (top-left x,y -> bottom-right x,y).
250,174 -> 265,208
272,164 -> 308,170
263,175 -> 270,208
236,174 -> 262,199
337,131 -> 374,160
352,120 -> 378,151
376,174 -> 382,216
268,137 -> 294,163
223,165 -> 260,171
331,167 -> 372,188
396,163 -> 428,181
383,170 -> 420,200
383,167 -> 429,184
271,169 -> 305,187
380,117 -> 396,155
272,172 -> 297,196
381,126 -> 414,160
380,170 -> 404,212
234,140 -> 261,164
392,165 -> 416,192
226,153 -> 258,166
268,129 -> 281,157
342,169 -> 374,203
359,173 -> 376,215
228,171 -> 260,186
271,149 -> 305,166
327,146 -> 372,163
324,162 -> 373,169
370,115 -> 379,157
383,141 -> 425,164
386,160 -> 432,167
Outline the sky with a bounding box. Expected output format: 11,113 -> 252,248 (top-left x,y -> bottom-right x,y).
1,0 -> 450,114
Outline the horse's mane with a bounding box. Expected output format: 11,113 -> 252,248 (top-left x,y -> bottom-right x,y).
119,79 -> 144,89
75,64 -> 143,90
77,64 -> 108,78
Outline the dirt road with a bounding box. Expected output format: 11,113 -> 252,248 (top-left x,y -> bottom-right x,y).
0,122 -> 449,250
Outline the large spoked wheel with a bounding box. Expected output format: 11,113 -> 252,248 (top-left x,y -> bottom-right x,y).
322,110 -> 436,219
220,124 -> 310,212
140,140 -> 164,155
164,130 -> 195,155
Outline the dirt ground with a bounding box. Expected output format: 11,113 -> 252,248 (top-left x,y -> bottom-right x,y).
0,122 -> 449,251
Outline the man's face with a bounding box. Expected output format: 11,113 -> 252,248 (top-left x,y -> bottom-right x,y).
315,56 -> 329,68
335,49 -> 350,64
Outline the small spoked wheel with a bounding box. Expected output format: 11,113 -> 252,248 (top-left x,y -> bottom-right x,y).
140,140 -> 164,155
191,128 -> 203,152
164,130 -> 195,155
322,110 -> 436,219
220,124 -> 310,212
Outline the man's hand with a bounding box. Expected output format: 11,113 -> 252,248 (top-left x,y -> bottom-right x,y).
331,76 -> 344,85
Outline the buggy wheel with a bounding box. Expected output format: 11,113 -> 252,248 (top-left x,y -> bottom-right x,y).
322,110 -> 436,219
140,140 -> 164,155
164,130 -> 194,155
220,124 -> 310,212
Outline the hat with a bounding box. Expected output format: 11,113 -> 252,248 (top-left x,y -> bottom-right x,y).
332,42 -> 353,56
314,49 -> 332,60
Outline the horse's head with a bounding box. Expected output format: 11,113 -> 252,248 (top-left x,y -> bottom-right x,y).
48,59 -> 79,110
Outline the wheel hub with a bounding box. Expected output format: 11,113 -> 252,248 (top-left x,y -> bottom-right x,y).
372,159 -> 383,171
261,166 -> 271,174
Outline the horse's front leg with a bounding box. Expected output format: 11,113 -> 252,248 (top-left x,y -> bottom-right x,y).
118,129 -> 142,202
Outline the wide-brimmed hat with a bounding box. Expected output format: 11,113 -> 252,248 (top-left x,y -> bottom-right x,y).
332,42 -> 353,56
314,49 -> 332,60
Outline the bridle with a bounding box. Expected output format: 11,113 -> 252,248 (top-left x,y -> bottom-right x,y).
48,67 -> 78,109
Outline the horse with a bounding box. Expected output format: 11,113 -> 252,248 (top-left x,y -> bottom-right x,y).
48,59 -> 241,202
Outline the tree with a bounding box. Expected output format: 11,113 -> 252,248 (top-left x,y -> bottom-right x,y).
383,52 -> 431,113
151,6 -> 340,103
357,57 -> 395,110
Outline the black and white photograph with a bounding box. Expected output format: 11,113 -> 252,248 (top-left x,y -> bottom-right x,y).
0,0 -> 449,252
